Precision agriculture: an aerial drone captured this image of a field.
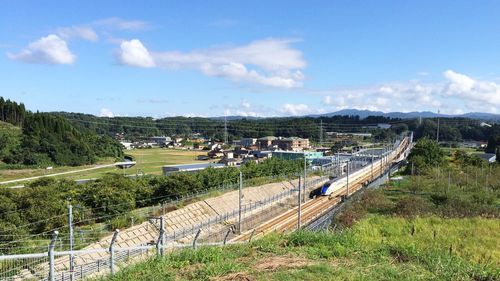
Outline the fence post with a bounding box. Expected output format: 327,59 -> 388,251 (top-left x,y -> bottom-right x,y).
109,229 -> 120,276
223,228 -> 232,245
48,230 -> 59,281
193,229 -> 202,249
158,216 -> 165,256
248,229 -> 256,242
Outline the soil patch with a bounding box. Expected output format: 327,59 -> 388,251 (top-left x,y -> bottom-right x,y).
254,255 -> 312,271
211,272 -> 255,281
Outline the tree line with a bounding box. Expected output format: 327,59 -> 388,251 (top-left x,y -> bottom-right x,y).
0,157 -> 303,252
0,97 -> 124,167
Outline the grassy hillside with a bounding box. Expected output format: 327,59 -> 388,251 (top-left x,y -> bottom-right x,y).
100,146 -> 500,281
100,217 -> 499,281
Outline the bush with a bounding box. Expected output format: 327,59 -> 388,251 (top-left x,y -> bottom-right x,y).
394,196 -> 434,218
333,202 -> 367,228
359,189 -> 394,213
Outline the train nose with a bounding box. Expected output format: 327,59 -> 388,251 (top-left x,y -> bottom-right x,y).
321,186 -> 329,195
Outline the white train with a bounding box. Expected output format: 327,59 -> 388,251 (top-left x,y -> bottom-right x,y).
319,135 -> 411,196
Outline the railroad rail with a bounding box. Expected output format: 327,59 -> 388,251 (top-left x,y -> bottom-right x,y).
231,134 -> 411,242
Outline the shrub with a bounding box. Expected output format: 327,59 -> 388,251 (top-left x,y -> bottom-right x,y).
333,202 -> 367,228
394,196 -> 434,218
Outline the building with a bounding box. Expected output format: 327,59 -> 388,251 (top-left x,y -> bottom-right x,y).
475,153 -> 497,164
162,163 -> 225,175
120,141 -> 133,150
276,137 -> 310,151
272,151 -> 324,162
257,136 -> 277,149
240,138 -> 257,148
150,136 -> 172,146
326,132 -> 372,138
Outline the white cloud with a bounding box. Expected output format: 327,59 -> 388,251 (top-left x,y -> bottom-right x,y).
7,34 -> 75,64
442,70 -> 500,109
118,39 -> 155,68
280,103 -> 311,115
240,100 -> 251,109
99,108 -> 114,117
317,70 -> 500,114
57,26 -> 98,42
94,17 -> 149,31
117,38 -> 306,88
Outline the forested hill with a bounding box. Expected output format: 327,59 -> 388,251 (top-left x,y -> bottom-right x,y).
0,97 -> 123,167
54,111 -> 500,145
55,111 -> 403,142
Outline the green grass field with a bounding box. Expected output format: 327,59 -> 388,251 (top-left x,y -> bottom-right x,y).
0,148 -> 207,184
99,216 -> 499,281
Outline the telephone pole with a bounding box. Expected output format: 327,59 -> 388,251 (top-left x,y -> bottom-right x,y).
224,114 -> 228,144
436,109 -> 440,143
319,120 -> 323,147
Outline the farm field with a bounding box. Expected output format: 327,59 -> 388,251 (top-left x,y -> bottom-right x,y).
0,148 -> 208,185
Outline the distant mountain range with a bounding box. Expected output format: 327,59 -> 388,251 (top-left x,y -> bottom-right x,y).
212,109 -> 500,122
312,109 -> 500,121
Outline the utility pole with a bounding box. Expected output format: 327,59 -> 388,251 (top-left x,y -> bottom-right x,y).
436,109 -> 440,143
346,160 -> 350,197
304,153 -> 307,196
224,114 -> 228,144
297,175 -> 302,230
238,170 -> 243,234
319,120 -> 323,147
68,204 -> 74,281
371,155 -> 374,181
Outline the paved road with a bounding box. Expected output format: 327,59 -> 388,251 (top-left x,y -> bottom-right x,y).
0,163 -> 117,186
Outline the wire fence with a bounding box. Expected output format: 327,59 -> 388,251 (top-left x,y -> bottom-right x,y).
0,134 -> 412,280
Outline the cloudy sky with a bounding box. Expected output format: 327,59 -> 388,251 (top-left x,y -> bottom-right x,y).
1,1 -> 500,117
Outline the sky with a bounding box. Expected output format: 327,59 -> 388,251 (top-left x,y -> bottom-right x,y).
1,0 -> 500,117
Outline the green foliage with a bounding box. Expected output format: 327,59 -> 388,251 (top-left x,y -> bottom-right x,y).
0,97 -> 124,167
0,157 -> 304,252
408,137 -> 445,172
453,150 -> 486,167
0,121 -> 21,160
0,97 -> 26,127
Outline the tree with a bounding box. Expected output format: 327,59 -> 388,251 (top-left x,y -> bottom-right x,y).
408,137 -> 445,172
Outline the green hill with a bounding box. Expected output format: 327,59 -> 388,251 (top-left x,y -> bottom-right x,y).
0,97 -> 124,167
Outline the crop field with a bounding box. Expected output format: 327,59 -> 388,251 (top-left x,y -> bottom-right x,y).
0,148 -> 207,185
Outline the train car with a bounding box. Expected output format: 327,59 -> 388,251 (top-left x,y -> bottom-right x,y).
318,135 -> 411,197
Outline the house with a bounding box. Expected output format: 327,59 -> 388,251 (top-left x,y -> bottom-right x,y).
240,138 -> 257,148
208,143 -> 222,151
120,141 -> 133,150
257,136 -> 277,149
208,150 -> 224,159
242,155 -> 259,164
475,153 -> 497,164
220,158 -> 241,166
234,147 -> 251,158
150,136 -> 172,147
250,150 -> 273,159
275,137 -> 310,151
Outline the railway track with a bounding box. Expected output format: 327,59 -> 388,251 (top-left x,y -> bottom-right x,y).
231,136 -> 411,242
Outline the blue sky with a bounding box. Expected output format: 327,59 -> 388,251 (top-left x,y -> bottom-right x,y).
1,0 -> 500,117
